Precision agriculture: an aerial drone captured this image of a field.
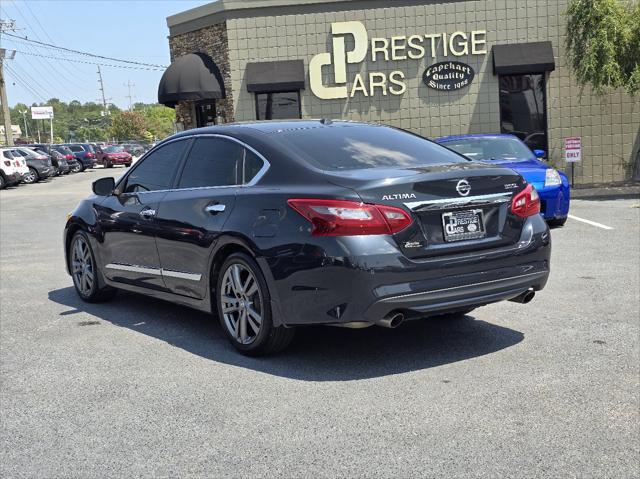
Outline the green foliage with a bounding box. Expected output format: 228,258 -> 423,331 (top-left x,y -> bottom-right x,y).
566,0 -> 640,95
9,99 -> 175,142
133,103 -> 176,140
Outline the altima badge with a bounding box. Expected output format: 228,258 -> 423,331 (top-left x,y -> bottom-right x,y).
456,179 -> 471,196
382,193 -> 416,200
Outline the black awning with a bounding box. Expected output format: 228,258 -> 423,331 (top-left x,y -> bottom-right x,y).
492,42 -> 555,75
246,60 -> 305,93
158,53 -> 225,107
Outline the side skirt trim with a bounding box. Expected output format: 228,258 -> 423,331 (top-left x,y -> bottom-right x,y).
105,263 -> 202,282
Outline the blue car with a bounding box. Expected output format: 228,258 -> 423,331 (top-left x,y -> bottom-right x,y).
435,134 -> 570,227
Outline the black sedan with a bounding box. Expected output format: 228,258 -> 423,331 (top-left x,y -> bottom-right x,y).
64,121 -> 551,355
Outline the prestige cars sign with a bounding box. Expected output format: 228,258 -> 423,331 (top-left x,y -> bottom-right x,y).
309,21 -> 486,100
423,61 -> 475,91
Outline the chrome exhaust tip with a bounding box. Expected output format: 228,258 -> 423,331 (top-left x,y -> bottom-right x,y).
509,289 -> 536,304
375,312 -> 405,328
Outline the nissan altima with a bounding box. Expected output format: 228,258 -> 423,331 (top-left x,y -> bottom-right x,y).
64,121 -> 551,355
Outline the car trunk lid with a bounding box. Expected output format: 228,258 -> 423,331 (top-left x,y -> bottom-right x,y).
327,163 -> 526,258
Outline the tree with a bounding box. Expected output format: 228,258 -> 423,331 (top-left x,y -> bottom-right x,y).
566,0 -> 640,95
134,103 -> 175,140
108,111 -> 147,141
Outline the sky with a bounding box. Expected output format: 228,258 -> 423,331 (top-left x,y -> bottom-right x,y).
0,0 -> 210,109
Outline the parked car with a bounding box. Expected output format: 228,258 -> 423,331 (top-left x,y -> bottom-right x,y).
63,144 -> 97,171
435,134 -> 570,227
64,121 -> 551,355
27,144 -> 71,176
121,143 -> 145,157
53,145 -> 81,173
96,145 -> 132,168
0,148 -> 23,188
11,147 -> 54,184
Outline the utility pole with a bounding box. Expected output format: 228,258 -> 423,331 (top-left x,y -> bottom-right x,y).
18,109 -> 28,139
124,80 -> 135,111
0,19 -> 17,146
0,61 -> 13,146
97,66 -> 109,117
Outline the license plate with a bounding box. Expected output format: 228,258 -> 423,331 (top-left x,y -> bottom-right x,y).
442,209 -> 486,242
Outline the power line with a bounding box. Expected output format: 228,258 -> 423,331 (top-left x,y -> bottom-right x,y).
3,31 -> 168,69
4,64 -> 47,103
7,3 -> 92,91
7,48 -> 166,71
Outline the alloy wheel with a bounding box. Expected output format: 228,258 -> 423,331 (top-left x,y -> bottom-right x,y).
220,263 -> 263,345
71,236 -> 94,296
23,169 -> 37,184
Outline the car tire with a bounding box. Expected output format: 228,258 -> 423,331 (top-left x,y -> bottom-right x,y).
0,173 -> 5,189
69,231 -> 117,303
548,217 -> 567,228
71,163 -> 81,173
78,163 -> 85,172
22,167 -> 38,184
216,252 -> 294,356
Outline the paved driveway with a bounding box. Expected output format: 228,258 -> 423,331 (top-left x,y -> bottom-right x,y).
1,169 -> 638,478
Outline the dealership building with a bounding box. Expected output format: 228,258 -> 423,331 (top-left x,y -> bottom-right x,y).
161,0 -> 640,186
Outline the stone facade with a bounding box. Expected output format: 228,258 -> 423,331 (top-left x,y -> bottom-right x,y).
169,0 -> 640,186
169,21 -> 234,129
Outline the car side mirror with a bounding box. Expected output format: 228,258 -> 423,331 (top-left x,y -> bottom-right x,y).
92,177 -> 115,196
533,149 -> 547,159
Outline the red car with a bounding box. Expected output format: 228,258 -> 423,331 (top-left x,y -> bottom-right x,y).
96,145 -> 133,168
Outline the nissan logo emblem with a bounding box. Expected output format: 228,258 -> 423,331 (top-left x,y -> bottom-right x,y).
456,179 -> 471,196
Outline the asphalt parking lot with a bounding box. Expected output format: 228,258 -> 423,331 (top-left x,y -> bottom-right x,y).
1,168 -> 638,478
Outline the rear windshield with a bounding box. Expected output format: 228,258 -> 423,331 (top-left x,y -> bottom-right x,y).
54,146 -> 73,155
105,146 -> 124,153
69,145 -> 84,152
275,125 -> 468,170
441,137 -> 533,161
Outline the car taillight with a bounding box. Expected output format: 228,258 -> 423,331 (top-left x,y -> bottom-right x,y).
14,161 -> 19,166
4,160 -> 11,166
287,198 -> 413,236
86,152 -> 94,158
511,184 -> 541,218
66,155 -> 73,160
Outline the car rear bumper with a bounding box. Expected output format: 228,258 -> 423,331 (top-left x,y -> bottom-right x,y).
262,214 -> 551,327
5,172 -> 21,184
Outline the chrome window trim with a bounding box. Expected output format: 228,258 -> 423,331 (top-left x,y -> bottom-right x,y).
120,133 -> 270,196
404,192 -> 512,211
106,263 -> 202,282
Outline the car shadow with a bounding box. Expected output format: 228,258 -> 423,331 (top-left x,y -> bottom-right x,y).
48,286 -> 524,382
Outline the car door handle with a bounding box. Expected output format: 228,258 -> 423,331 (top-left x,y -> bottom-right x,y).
139,208 -> 157,218
205,204 -> 226,214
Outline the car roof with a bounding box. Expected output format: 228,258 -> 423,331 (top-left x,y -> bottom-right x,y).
171,119 -> 381,140
435,133 -> 520,142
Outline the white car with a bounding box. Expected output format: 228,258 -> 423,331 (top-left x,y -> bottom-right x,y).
0,148 -> 23,189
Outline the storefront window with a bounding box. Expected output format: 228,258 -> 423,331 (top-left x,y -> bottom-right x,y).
255,91 -> 301,120
499,74 -> 548,154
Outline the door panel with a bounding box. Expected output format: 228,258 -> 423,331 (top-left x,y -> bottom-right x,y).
97,191 -> 167,290
156,188 -> 237,299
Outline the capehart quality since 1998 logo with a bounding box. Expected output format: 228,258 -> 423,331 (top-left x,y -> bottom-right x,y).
309,21 -> 487,100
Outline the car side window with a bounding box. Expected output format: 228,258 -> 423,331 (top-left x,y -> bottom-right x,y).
3,151 -> 13,159
177,137 -> 243,189
243,149 -> 265,184
123,140 -> 188,193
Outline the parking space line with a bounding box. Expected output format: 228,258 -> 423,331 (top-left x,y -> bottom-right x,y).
568,214 -> 614,230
